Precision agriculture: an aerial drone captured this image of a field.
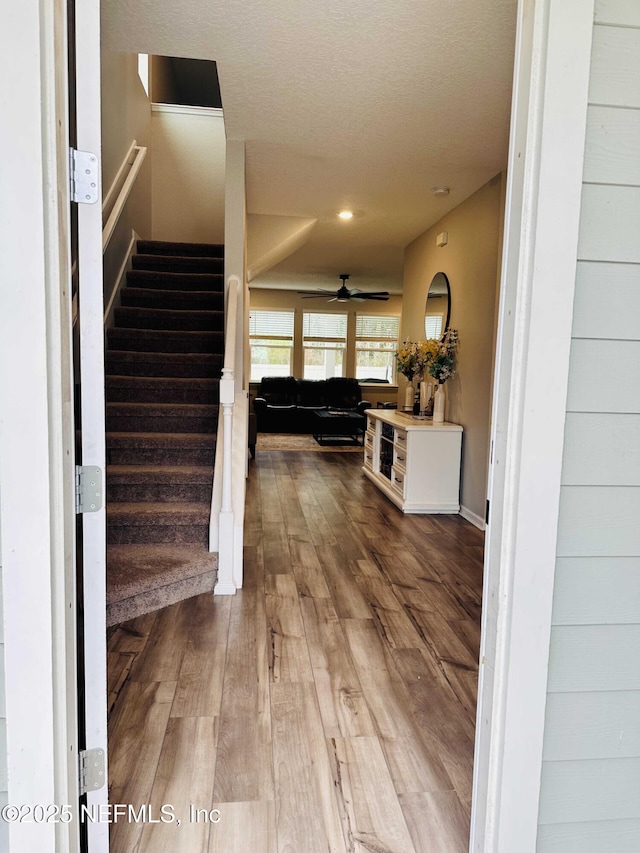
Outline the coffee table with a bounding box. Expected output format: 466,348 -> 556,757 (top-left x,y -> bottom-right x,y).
312,410 -> 365,446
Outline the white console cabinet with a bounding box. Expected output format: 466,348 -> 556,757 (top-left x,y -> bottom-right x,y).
362,410 -> 462,513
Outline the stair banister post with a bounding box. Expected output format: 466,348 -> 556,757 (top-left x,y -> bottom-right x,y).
214,275 -> 240,594
220,366 -> 235,513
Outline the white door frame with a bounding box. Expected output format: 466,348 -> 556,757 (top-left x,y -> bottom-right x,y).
2,1 -> 597,851
0,0 -> 79,851
469,0 -> 595,850
75,0 -> 110,849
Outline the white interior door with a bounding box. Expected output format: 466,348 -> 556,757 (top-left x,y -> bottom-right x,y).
73,0 -> 109,849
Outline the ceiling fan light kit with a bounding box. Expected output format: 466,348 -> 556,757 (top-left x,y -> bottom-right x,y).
297,274 -> 389,302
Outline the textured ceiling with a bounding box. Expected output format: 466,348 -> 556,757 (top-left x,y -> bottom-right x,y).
102,0 -> 517,292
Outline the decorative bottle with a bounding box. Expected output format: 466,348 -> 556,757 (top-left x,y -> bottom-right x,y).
403,379 -> 414,411
433,383 -> 446,423
419,381 -> 432,416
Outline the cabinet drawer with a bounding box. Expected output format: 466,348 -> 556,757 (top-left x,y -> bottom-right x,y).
364,431 -> 374,451
393,446 -> 407,469
363,449 -> 374,470
394,428 -> 407,448
391,467 -> 405,495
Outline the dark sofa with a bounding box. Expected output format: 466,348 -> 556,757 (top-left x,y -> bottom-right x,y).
253,376 -> 372,433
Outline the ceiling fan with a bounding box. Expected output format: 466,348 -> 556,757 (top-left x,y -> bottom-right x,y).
297,274 -> 389,302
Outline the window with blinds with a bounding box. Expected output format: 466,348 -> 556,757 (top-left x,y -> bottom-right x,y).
355,314 -> 400,382
249,310 -> 295,381
425,314 -> 443,339
302,312 -> 348,379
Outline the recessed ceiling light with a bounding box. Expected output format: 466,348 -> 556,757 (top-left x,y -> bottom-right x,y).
432,187 -> 450,196
338,210 -> 353,220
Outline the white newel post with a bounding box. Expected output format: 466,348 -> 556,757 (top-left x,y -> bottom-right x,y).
214,365 -> 236,593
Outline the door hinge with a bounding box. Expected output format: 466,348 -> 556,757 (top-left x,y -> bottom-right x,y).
69,148 -> 99,204
75,465 -> 103,514
79,748 -> 106,796
485,499 -> 490,525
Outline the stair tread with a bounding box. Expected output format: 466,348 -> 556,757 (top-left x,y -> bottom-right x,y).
107,543 -> 217,604
106,401 -> 218,413
108,324 -> 223,338
106,375 -> 220,386
108,328 -> 223,338
134,253 -> 222,262
136,240 -> 224,257
106,329 -> 225,357
107,502 -> 210,522
127,270 -> 223,280
126,270 -> 224,289
108,542 -> 216,566
107,465 -> 213,482
116,306 -> 224,317
132,255 -> 223,274
106,431 -> 216,444
121,290 -> 224,311
106,350 -> 222,362
124,287 -> 224,297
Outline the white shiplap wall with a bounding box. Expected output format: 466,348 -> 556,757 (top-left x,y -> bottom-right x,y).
537,2 -> 640,849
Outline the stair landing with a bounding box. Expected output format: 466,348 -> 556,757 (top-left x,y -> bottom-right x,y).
107,544 -> 217,627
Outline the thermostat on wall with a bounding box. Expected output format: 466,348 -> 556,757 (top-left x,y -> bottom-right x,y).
436,231 -> 448,247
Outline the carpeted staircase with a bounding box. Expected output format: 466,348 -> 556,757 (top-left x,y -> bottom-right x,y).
105,240 -> 224,626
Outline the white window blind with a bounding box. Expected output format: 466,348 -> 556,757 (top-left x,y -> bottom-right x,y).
355,314 -> 400,382
425,315 -> 443,339
302,312 -> 347,379
355,315 -> 400,340
302,312 -> 348,340
249,310 -> 294,339
249,310 -> 295,381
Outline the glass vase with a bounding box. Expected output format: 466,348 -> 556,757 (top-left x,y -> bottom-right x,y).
420,381 -> 433,416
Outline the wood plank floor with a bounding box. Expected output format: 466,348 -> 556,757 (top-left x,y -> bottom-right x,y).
107,450 -> 484,852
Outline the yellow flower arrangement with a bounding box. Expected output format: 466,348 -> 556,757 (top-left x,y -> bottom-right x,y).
395,339 -> 440,380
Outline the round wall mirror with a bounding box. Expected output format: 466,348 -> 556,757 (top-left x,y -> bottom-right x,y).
425,272 -> 451,340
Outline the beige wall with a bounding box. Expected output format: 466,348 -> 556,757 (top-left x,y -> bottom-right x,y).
151,109 -> 225,244
249,288 -> 403,408
150,55 -> 178,104
101,51 -> 151,197
101,51 -> 152,308
402,174 -> 504,523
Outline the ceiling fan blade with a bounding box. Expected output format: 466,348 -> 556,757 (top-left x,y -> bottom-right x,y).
297,289 -> 336,296
353,292 -> 389,302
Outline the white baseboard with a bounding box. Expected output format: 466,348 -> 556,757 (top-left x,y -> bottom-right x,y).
103,230 -> 138,330
460,504 -> 486,531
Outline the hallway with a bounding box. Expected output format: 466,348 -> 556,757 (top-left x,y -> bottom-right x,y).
107,449 -> 483,852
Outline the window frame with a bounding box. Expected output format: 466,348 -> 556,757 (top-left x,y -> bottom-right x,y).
248,309 -> 295,382
354,313 -> 401,384
302,311 -> 349,380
